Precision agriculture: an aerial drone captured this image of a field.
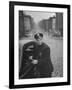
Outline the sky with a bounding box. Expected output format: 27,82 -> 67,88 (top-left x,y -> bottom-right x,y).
23,11 -> 56,23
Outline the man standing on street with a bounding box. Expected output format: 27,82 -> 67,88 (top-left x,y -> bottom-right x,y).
19,33 -> 54,79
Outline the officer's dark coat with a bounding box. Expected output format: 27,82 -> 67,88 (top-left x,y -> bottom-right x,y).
19,41 -> 54,79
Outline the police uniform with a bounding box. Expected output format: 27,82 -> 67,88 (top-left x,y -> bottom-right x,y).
34,42 -> 54,78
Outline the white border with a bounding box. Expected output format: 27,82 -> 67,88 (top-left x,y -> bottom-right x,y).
14,5 -> 67,85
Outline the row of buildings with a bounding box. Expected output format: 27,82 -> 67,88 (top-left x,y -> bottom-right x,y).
19,11 -> 35,39
39,13 -> 63,37
19,11 -> 63,39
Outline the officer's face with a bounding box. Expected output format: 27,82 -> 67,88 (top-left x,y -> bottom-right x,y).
36,37 -> 43,45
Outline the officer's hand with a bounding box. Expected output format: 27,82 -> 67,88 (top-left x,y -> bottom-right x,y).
31,60 -> 38,64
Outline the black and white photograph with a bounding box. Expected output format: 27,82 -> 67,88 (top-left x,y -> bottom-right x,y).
19,11 -> 63,79
9,1 -> 70,89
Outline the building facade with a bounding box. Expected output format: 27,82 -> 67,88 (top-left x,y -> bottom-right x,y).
19,11 -> 35,38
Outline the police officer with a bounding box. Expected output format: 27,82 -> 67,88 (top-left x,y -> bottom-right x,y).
19,33 -> 54,79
